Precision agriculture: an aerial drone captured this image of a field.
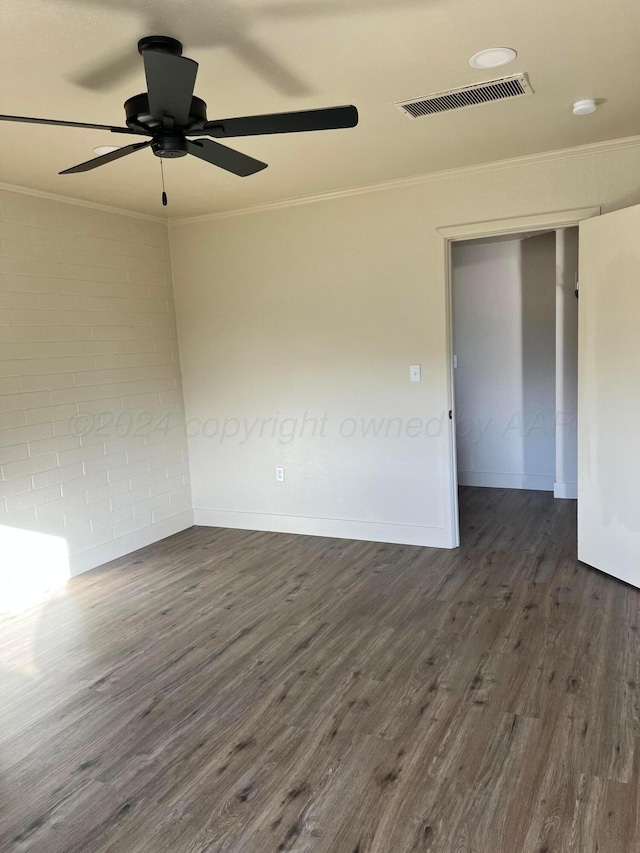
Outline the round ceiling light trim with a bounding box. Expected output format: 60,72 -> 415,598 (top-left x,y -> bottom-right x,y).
469,47 -> 517,70
93,145 -> 120,156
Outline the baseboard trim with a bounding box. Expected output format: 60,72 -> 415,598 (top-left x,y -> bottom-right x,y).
69,510 -> 194,576
193,508 -> 453,548
458,471 -> 555,491
554,481 -> 578,499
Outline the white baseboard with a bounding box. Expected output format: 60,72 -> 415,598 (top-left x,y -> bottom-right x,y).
193,508 -> 453,548
69,510 -> 194,576
457,471 -> 555,491
554,481 -> 578,499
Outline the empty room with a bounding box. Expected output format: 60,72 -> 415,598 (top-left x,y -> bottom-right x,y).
1,0 -> 640,851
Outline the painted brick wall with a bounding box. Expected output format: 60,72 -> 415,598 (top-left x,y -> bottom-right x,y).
0,188 -> 192,574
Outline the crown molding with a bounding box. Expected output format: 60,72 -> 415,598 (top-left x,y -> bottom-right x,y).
0,181 -> 166,223
168,133 -> 640,227
4,132 -> 640,229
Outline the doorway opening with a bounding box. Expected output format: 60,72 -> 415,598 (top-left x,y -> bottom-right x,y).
438,206 -> 599,549
450,227 -> 579,540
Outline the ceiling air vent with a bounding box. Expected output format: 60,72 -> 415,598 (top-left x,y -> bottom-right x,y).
396,73 -> 532,119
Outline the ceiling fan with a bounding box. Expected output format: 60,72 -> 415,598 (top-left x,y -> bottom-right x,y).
0,35 -> 358,189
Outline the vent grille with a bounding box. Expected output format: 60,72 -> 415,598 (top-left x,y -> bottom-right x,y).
396,74 -> 532,119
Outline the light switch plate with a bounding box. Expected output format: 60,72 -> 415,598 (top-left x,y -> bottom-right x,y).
409,364 -> 421,382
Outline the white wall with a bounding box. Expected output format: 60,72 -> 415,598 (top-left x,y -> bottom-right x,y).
170,139 -> 640,545
0,138 -> 618,576
452,233 -> 556,491
555,227 -> 579,499
0,189 -> 192,575
169,138 -> 640,548
171,197 -> 448,546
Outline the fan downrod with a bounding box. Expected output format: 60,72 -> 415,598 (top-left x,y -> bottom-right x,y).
138,35 -> 183,56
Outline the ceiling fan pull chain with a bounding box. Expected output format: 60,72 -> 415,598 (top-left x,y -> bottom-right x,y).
160,158 -> 168,207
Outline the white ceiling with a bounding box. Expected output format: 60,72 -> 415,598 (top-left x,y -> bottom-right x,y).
2,0 -> 639,218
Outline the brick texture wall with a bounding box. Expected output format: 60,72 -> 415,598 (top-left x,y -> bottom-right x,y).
0,188 -> 192,574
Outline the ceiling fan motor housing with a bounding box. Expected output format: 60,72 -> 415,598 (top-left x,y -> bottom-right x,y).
124,93 -> 208,135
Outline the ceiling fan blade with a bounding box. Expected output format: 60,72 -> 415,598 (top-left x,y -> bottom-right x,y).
0,114 -> 146,135
199,105 -> 358,138
187,139 -> 267,177
230,34 -> 310,96
72,47 -> 141,92
59,141 -> 152,175
143,50 -> 198,127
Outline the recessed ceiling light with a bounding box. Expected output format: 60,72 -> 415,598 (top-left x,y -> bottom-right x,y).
469,48 -> 517,70
93,145 -> 120,156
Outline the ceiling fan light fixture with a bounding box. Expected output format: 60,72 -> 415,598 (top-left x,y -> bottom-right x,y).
93,145 -> 120,156
469,47 -> 517,70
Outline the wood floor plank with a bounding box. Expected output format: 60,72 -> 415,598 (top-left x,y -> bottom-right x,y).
1,487 -> 639,851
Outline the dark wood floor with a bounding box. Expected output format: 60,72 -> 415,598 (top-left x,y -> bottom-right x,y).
1,488 -> 639,852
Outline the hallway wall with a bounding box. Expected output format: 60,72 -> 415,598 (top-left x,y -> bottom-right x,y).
452,233 -> 557,490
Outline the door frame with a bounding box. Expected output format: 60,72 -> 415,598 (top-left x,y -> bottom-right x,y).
437,207 -> 600,547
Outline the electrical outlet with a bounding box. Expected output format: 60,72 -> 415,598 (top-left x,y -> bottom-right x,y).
276,466 -> 285,482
